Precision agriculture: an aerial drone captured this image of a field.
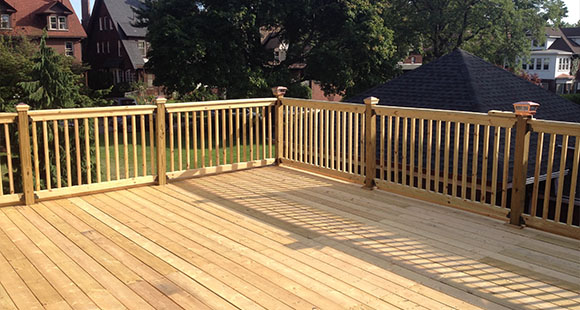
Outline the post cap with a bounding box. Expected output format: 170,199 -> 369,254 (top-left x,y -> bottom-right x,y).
271,86 -> 288,98
155,96 -> 167,104
513,101 -> 539,117
15,103 -> 30,112
364,96 -> 379,105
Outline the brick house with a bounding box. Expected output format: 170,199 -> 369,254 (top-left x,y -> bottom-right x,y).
83,0 -> 155,90
0,0 -> 86,61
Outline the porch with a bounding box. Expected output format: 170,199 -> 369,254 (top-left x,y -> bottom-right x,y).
1,166 -> 578,310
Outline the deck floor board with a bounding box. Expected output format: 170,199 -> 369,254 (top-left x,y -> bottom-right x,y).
0,166 -> 578,309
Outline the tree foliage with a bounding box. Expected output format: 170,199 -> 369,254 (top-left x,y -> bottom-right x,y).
135,0 -> 398,98
0,36 -> 35,111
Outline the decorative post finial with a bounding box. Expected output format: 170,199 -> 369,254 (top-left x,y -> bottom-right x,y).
271,86 -> 288,99
513,101 -> 539,118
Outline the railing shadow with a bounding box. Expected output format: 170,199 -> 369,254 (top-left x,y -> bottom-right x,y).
172,167 -> 580,310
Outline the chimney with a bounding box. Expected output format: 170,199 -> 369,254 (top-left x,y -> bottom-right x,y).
81,0 -> 90,30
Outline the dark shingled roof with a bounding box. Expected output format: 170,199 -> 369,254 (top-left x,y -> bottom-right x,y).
347,49 -> 580,123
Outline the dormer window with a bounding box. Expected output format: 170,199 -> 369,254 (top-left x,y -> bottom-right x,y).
48,15 -> 67,30
0,13 -> 10,29
138,40 -> 148,58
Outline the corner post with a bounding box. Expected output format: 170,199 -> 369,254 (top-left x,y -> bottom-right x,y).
155,96 -> 167,185
16,104 -> 35,205
272,86 -> 287,164
510,114 -> 531,226
364,97 -> 379,189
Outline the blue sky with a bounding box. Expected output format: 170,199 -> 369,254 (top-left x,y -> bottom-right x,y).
70,0 -> 579,26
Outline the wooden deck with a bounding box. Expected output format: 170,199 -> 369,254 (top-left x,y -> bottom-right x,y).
0,166 -> 578,310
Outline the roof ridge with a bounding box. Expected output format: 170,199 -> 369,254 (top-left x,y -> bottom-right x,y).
455,49 -> 482,111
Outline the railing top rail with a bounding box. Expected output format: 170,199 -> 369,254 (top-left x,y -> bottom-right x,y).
373,105 -> 517,127
529,118 -> 580,136
29,105 -> 157,121
0,113 -> 18,124
282,98 -> 366,113
165,98 -> 277,113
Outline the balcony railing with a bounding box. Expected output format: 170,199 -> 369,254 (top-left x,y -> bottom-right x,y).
0,95 -> 578,239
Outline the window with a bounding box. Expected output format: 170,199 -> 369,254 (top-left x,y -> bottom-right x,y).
96,42 -> 100,54
99,17 -> 103,31
529,58 -> 535,70
138,40 -> 147,58
49,16 -> 58,29
58,16 -> 67,29
118,40 -> 122,56
411,56 -> 416,64
65,42 -> 74,56
522,62 -> 527,70
0,14 -> 10,29
48,16 -> 67,30
107,41 -> 110,54
109,19 -> 114,30
543,58 -> 549,70
535,58 -> 542,70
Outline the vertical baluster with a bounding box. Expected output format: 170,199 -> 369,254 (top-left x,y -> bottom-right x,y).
0,128 -> 4,194
361,113 -> 365,174
348,112 -> 353,173
356,113 -> 361,175
255,107 -> 260,161
461,123 -> 470,199
418,119 -> 424,189
378,115 -> 384,179
335,111 -> 340,170
249,108 -> 254,162
229,109 -> 234,163
325,110 -> 329,168
242,109 -> 246,162
342,111 -> 347,172
235,109 -> 240,163
64,120 -> 72,187
471,124 -> 480,201
308,108 -> 313,164
94,118 -> 100,183
501,128 -> 511,208
169,112 -> 175,171
426,119 -> 433,190
131,115 -> 138,177
208,110 -> 213,166
490,126 -> 501,205
185,112 -> 190,169
215,110 -> 220,165
149,114 -> 155,174
84,118 -> 91,184
268,106 -> 273,159
140,115 -> 147,176
452,122 -> 461,197
299,107 -> 303,162
32,122 -> 40,190
387,116 -> 393,182
222,109 -> 227,164
554,135 -> 569,222
480,125 -> 491,203
122,116 -> 129,178
410,118 -> 416,187
200,111 -> 206,168
284,105 -> 289,159
434,120 -> 442,192
42,121 -> 51,189
330,110 -> 335,170
53,120 -> 61,188
103,117 -> 110,181
394,117 -> 400,184
262,106 -> 267,160
4,124 -> 13,193
315,109 -> 320,166
402,117 -> 408,185
443,121 -> 451,195
193,111 -> 198,168
567,137 -> 579,226
177,112 -> 183,170
113,117 -> 119,180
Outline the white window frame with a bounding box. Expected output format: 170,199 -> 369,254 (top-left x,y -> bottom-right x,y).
0,13 -> 10,29
65,41 -> 74,56
543,58 -> 549,70
535,58 -> 542,70
96,42 -> 100,54
58,16 -> 67,30
138,40 -> 147,58
48,16 -> 58,30
99,17 -> 103,31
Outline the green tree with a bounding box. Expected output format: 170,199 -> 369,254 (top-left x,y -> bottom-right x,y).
135,0 -> 398,98
0,36 -> 35,111
18,32 -> 85,109
392,0 -> 567,66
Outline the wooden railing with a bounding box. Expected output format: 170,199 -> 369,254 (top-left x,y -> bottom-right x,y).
277,97 -> 579,239
164,98 -> 277,180
0,95 -> 578,238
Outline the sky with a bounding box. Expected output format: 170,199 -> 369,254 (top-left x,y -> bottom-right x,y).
70,0 -> 580,25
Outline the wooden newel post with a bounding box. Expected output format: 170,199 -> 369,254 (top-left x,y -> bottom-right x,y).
364,97 -> 379,189
272,86 -> 287,164
156,96 -> 167,185
510,114 -> 531,226
16,104 -> 35,205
